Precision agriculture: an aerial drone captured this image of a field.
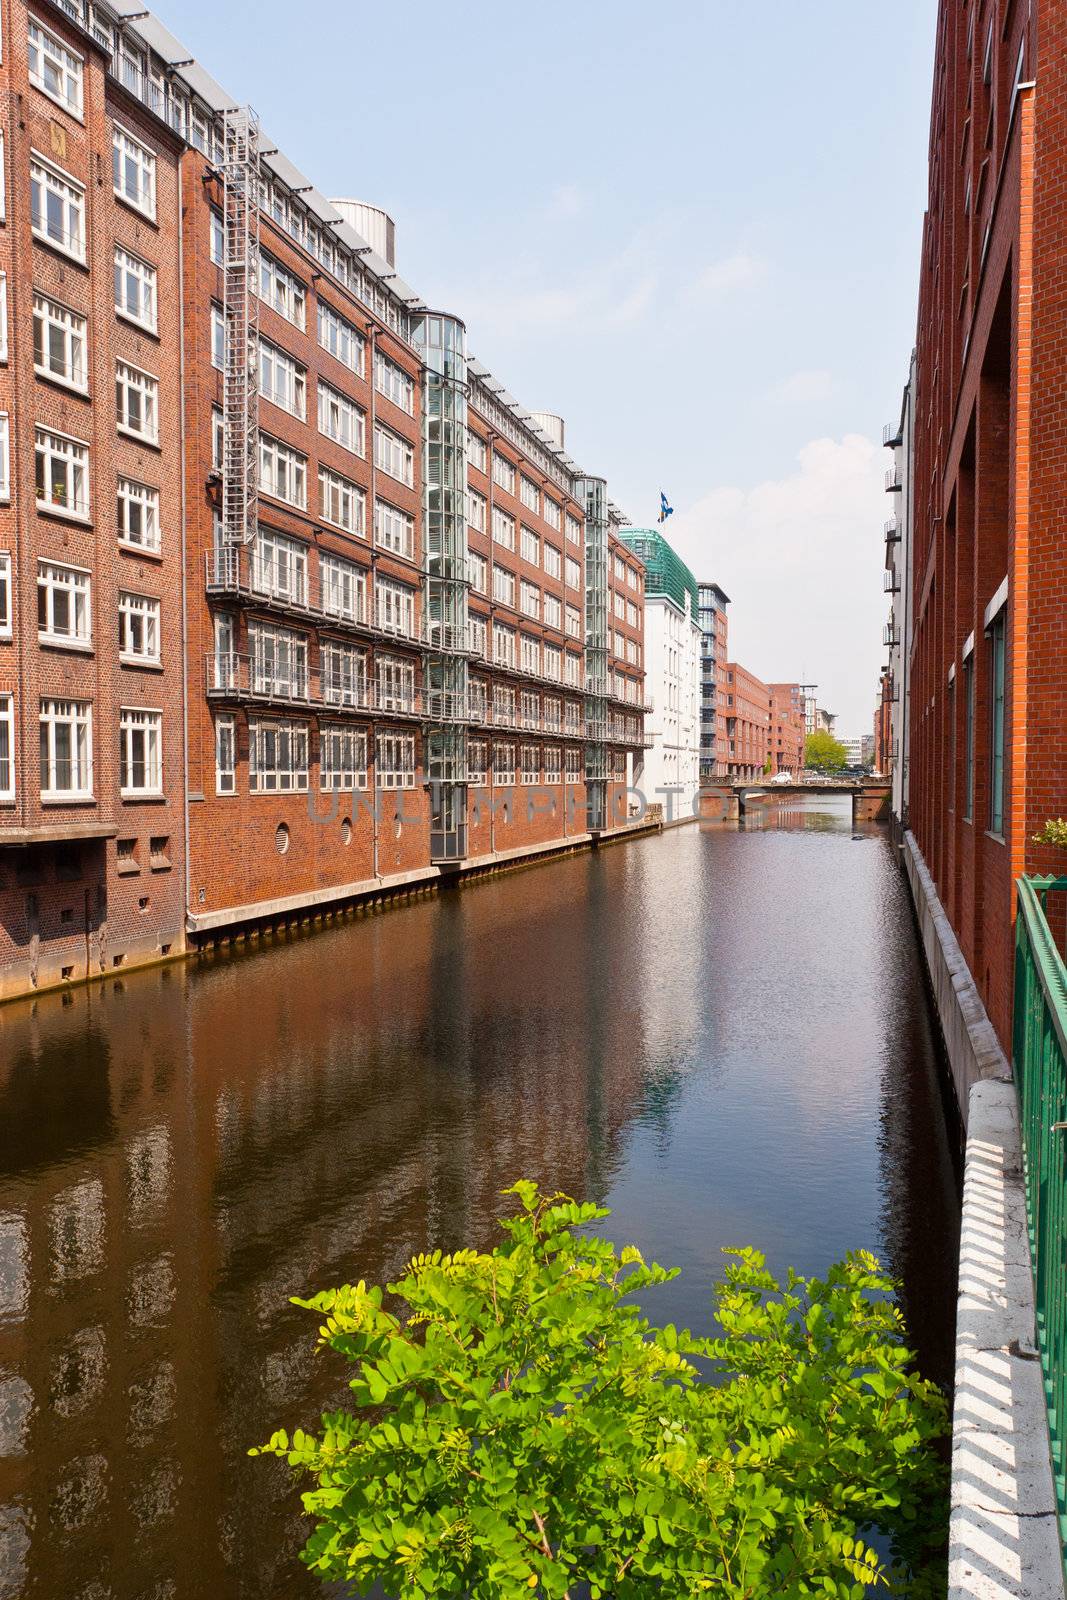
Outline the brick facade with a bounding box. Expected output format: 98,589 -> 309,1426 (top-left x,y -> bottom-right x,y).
723,663 -> 769,780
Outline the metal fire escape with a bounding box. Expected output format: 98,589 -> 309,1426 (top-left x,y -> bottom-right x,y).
578,476 -> 610,832
413,314 -> 470,862
220,107 -> 260,547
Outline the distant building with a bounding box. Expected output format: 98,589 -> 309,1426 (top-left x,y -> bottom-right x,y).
840,738 -> 865,767
619,531 -> 702,806
804,698 -> 836,736
861,734 -> 875,766
767,685 -> 807,774
698,583 -> 730,779
723,664 -> 771,780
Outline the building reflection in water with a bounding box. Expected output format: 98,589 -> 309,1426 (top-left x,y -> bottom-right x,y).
0,805 -> 959,1598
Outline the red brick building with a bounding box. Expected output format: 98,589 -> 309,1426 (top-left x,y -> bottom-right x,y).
904,0 -> 1066,1049
767,683 -> 806,775
873,669 -> 894,777
0,0 -> 646,999
723,662 -> 769,780
0,0 -> 186,999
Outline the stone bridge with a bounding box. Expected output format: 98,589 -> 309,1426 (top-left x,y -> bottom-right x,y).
698,782 -> 892,827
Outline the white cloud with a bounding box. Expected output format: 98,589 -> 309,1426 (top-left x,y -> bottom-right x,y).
667,434 -> 887,732
682,251 -> 768,306
765,368 -> 836,406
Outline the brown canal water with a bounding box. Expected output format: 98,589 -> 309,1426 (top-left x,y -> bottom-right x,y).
0,797 -> 961,1599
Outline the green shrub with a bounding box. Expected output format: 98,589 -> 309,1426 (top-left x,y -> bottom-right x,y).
1033,818 -> 1067,850
253,1182 -> 947,1597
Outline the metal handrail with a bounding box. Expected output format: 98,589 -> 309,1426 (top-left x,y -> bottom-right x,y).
1013,873 -> 1067,1587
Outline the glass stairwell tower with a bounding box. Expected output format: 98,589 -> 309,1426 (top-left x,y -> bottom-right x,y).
413,313 -> 470,862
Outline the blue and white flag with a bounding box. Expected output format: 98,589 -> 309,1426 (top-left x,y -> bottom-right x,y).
658,491 -> 674,523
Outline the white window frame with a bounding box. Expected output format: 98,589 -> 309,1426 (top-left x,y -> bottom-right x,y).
28,17 -> 84,118
375,730 -> 416,789
565,557 -> 582,591
0,274 -> 7,364
374,349 -> 415,415
374,423 -> 414,487
249,620 -> 308,700
116,360 -> 159,443
520,476 -> 539,513
0,693 -> 14,801
469,552 -> 487,594
317,380 -> 364,454
39,698 -> 92,799
117,477 -> 160,552
259,433 -> 307,509
374,499 -> 414,560
321,639 -> 366,708
468,432 -> 487,474
491,452 -> 515,495
30,152 -> 85,263
210,303 -> 224,370
544,643 -> 562,682
566,514 -> 581,547
493,564 -> 516,607
493,622 -> 516,668
252,526 -> 308,605
35,426 -> 90,519
493,741 -> 515,784
0,414 -> 9,503
376,653 -> 416,714
317,301 -> 364,374
543,496 -> 561,532
258,250 -> 306,330
0,552 -> 10,638
38,558 -> 91,646
467,739 -> 487,784
492,507 -> 515,550
544,543 -> 561,580
118,590 -> 161,664
319,465 -> 365,535
114,245 -> 157,332
520,581 -> 541,621
119,707 -> 163,797
320,723 -> 367,790
468,489 -> 486,533
521,526 -> 540,566
544,746 -> 561,784
259,336 -> 306,420
215,712 -> 236,795
321,551 -> 365,623
374,575 -> 416,638
33,292 -> 86,391
520,744 -> 540,785
112,124 -> 156,218
545,595 -> 562,630
249,716 -> 308,793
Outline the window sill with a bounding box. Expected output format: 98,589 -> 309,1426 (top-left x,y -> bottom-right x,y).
34,366 -> 90,399
118,540 -> 163,562
149,860 -> 172,872
39,634 -> 93,654
31,230 -> 87,269
36,501 -> 91,526
29,81 -> 85,123
116,861 -> 141,876
120,791 -> 165,803
117,424 -> 161,451
985,829 -> 1006,846
113,191 -> 158,227
119,655 -> 164,671
41,793 -> 96,806
115,308 -> 159,338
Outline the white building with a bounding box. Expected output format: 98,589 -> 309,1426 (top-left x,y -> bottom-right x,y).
618,530 -> 702,812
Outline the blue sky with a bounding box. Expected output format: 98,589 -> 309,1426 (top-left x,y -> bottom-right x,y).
169,0 -> 935,731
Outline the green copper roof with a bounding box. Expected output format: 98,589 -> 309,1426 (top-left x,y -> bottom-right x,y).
618,529 -> 700,622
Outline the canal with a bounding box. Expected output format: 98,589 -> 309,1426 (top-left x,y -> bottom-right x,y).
0,796 -> 961,1599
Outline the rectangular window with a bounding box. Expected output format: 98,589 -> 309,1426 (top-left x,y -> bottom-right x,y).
250,621 -> 308,699
544,643 -> 562,681
544,594 -> 562,630
28,18 -> 83,116
37,560 -> 90,644
521,526 -> 540,565
493,564 -> 516,607
468,551 -> 487,594
491,452 -> 515,495
374,576 -> 415,637
0,551 -> 10,637
543,496 -> 561,531
118,591 -> 160,663
318,380 -> 364,454
33,293 -> 86,390
565,556 -> 582,590
544,543 -> 561,580
258,251 -> 306,329
114,246 -> 157,331
989,613 -> 1006,835
322,640 -> 366,708
493,741 -> 515,783
252,527 -> 307,604
215,713 -> 236,795
520,581 -> 540,620
376,731 -> 416,789
469,678 -> 489,723
112,125 -> 155,217
544,746 -> 561,783
0,415 -> 9,502
377,654 -> 416,714
116,361 -> 158,442
250,717 -> 308,792
319,466 -> 365,535
520,476 -> 539,513
468,489 -> 486,532
492,507 -> 515,549
321,551 -> 365,622
374,423 -> 414,486
469,615 -> 488,659
318,302 -> 364,373
119,707 -> 162,795
30,154 -> 85,261
259,433 -> 307,509
210,209 -> 224,266
565,604 -> 581,640
467,739 -> 487,784
40,698 -> 92,798
520,636 -> 540,675
375,499 -> 414,559
566,514 -> 581,547
321,724 -> 367,790
520,744 -> 540,784
494,685 -> 516,725
564,702 -> 581,735
118,477 -> 160,551
544,696 -> 561,733
259,338 -> 306,420
374,349 -> 415,415
963,655 -> 975,822
566,746 -> 582,781
210,304 -> 224,370
0,693 -> 14,801
493,622 -> 515,668
468,432 -> 487,474
565,652 -> 581,687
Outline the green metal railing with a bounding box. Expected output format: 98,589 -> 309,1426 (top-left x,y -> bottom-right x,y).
1013,874 -> 1067,1557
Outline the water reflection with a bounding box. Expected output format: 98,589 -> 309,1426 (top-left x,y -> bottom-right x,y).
0,797 -> 960,1597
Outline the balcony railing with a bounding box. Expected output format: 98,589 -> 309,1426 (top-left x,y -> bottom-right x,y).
883,623 -> 899,647
885,465 -> 903,492
883,571 -> 900,594
1012,874 -> 1067,1591
884,518 -> 900,544
882,420 -> 903,448
205,549 -> 423,651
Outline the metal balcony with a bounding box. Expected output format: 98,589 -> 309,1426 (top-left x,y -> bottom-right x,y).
205,549 -> 424,653
885,465 -> 903,493
883,571 -> 901,594
884,518 -> 900,544
883,420 -> 903,448
883,622 -> 899,647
